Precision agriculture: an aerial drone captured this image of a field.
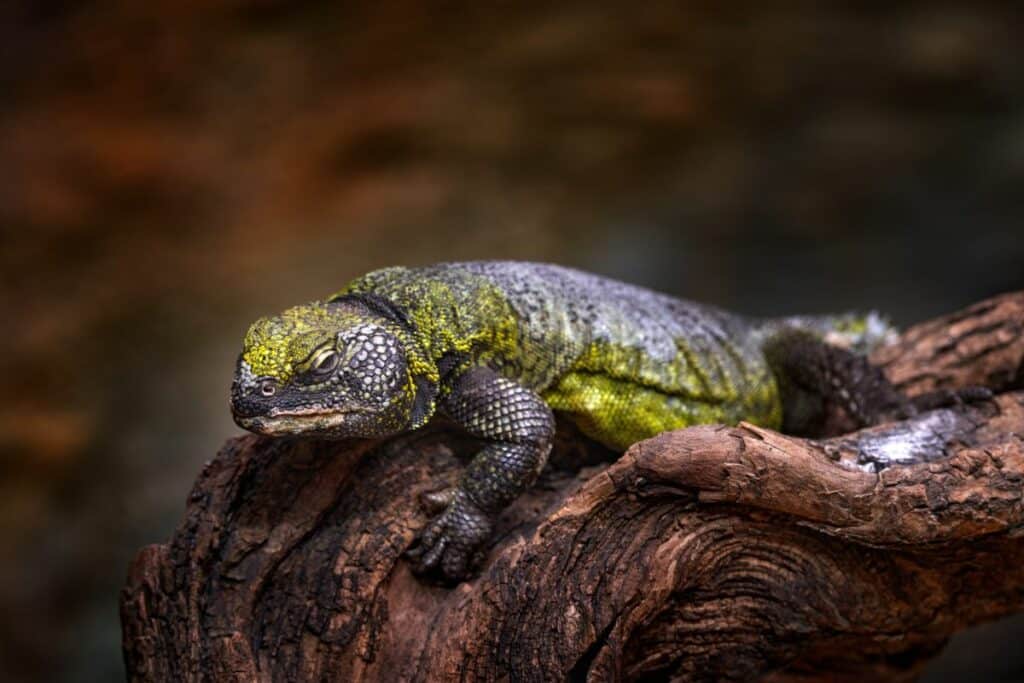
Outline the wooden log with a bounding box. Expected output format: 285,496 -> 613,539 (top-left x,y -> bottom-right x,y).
121,292 -> 1024,682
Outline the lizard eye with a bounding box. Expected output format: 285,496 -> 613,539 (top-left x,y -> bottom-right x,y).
310,348 -> 339,376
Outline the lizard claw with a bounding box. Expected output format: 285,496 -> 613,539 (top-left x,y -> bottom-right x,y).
407,489 -> 492,583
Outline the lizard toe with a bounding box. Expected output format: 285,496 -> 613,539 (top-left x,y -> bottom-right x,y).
910,384 -> 996,414
416,535 -> 448,572
441,546 -> 470,581
408,492 -> 492,582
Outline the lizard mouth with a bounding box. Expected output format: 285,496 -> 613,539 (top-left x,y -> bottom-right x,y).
236,408 -> 376,436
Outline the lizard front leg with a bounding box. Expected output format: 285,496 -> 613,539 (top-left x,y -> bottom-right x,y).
408,366 -> 555,581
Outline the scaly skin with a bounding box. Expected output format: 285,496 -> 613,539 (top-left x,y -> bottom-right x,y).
230,261 -> 923,581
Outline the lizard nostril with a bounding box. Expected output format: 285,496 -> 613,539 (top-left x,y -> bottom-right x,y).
259,379 -> 278,397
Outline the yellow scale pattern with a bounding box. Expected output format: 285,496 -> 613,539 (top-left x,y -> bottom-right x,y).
541,339 -> 782,450
242,303 -> 365,381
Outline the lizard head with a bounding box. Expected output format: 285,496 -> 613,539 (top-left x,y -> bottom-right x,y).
230,296 -> 435,439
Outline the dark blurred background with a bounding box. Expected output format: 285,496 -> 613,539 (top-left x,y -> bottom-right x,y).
1,2 -> 1022,681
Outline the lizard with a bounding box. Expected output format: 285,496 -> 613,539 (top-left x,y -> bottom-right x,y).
230,260 -> 988,581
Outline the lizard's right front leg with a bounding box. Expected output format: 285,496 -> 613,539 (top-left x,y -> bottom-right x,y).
408,366 -> 555,582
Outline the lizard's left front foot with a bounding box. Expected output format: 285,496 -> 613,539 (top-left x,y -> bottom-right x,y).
407,489 -> 492,582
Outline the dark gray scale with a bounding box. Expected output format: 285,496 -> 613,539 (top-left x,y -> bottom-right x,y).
451,261 -> 769,402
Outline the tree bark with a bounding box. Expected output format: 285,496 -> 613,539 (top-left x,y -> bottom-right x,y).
121,293 -> 1024,682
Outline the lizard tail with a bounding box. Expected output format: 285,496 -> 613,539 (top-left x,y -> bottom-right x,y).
765,311 -> 899,354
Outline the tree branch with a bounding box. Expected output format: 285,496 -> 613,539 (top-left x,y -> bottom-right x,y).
121,292 -> 1024,682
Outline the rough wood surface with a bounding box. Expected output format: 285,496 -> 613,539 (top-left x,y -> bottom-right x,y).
121,293 -> 1024,682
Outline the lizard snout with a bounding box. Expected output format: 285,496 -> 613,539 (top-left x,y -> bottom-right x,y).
230,358 -> 277,419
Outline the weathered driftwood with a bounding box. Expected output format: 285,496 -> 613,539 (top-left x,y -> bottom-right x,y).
121,293 -> 1024,682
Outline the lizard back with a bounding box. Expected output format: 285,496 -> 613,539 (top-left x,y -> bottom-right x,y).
335,261 -> 782,447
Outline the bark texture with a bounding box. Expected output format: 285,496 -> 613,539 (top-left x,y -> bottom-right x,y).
121,292 -> 1024,682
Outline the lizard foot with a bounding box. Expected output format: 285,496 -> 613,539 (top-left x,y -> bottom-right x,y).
407,489 -> 492,582
902,385 -> 997,418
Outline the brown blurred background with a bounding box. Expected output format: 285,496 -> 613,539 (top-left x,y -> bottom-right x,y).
1,2 -> 1022,681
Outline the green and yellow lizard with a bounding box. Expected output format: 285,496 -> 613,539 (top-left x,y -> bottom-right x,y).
230,261 -> 984,581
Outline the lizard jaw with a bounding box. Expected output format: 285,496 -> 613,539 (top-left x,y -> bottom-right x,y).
236,408 -> 376,437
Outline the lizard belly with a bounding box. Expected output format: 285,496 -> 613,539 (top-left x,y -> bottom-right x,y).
540,347 -> 782,450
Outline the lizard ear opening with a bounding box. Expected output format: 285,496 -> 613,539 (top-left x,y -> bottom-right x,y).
409,375 -> 437,429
